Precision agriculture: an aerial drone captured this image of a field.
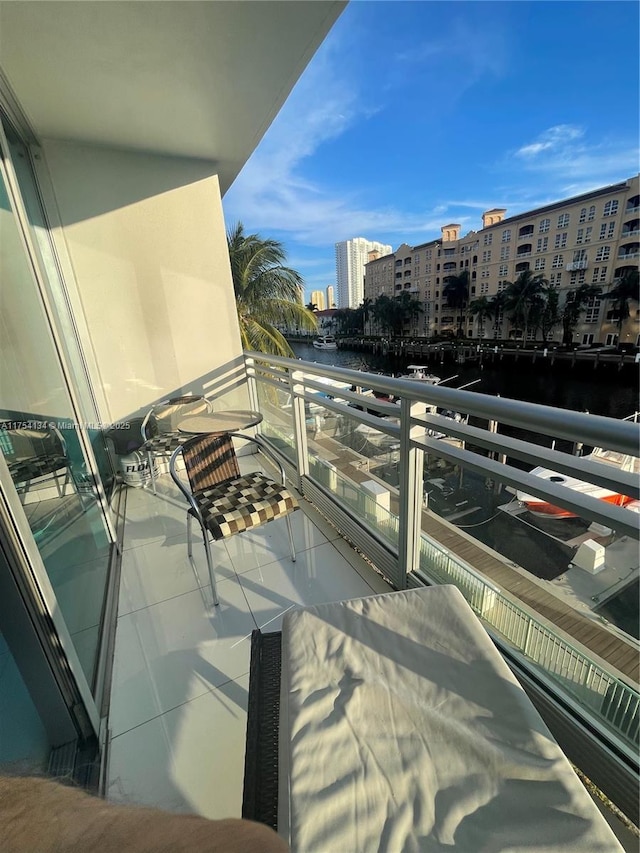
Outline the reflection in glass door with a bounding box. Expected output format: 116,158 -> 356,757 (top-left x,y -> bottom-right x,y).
0,142 -> 112,690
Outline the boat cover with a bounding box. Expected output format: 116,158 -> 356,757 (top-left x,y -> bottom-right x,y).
278,585 -> 621,851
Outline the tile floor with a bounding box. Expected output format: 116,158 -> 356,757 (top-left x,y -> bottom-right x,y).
106,453 -> 391,819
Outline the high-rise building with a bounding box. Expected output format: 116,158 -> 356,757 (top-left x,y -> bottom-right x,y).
310,290 -> 326,310
335,238 -> 392,308
364,176 -> 639,344
326,285 -> 335,309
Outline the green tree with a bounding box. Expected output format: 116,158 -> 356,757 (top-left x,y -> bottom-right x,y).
489,291 -> 506,338
334,308 -> 361,335
604,268 -> 640,334
561,284 -> 601,345
306,301 -> 318,312
395,291 -> 423,336
442,270 -> 470,337
372,294 -> 395,335
360,297 -> 373,335
227,222 -> 316,356
540,284 -> 561,342
469,296 -> 493,340
503,270 -> 547,341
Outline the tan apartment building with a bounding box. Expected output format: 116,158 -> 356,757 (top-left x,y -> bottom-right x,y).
310,289 -> 326,310
365,176 -> 639,345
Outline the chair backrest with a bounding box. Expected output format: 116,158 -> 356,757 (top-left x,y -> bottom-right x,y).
0,424 -> 65,462
182,433 -> 240,494
142,394 -> 210,440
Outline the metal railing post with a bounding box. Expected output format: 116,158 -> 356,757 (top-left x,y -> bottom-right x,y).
398,398 -> 426,588
289,368 -> 309,479
244,356 -> 260,414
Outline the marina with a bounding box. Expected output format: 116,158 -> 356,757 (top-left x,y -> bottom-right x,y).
288,341 -> 640,655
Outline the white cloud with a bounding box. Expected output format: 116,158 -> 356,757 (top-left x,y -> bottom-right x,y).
515,125 -> 584,158
510,125 -> 638,194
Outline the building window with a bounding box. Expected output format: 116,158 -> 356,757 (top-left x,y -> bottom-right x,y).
497,280 -> 508,292
557,213 -> 570,228
576,229 -> 584,245
584,226 -> 592,243
592,266 -> 608,283
552,254 -> 564,268
603,200 -> 619,216
588,205 -> 596,220
482,250 -> 492,262
500,246 -> 510,260
499,264 -> 508,276
483,233 -> 493,245
539,218 -> 550,233
570,270 -> 586,285
480,282 -> 489,294
536,237 -> 548,253
595,246 -> 610,261
502,229 -> 511,242
554,233 -> 568,249
534,257 -> 546,270
425,249 -> 432,260
579,208 -> 587,223
481,268 -> 490,278
605,333 -> 618,346
549,271 -> 562,285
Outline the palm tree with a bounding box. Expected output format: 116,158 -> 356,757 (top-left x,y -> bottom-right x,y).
503,270 -> 547,341
306,301 -> 318,312
604,269 -> 640,334
442,270 -> 470,337
489,291 -> 506,338
469,296 -> 493,340
561,283 -> 601,345
360,297 -> 373,335
227,222 -> 316,356
540,284 -> 561,342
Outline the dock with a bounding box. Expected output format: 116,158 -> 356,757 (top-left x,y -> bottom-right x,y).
311,433 -> 639,685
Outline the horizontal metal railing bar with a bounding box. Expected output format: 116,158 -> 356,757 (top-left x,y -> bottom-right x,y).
302,395 -> 402,437
415,433 -> 640,538
245,352 -> 639,455
417,414 -> 640,499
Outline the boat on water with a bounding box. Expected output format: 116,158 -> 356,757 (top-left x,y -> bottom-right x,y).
516,447 -> 639,518
398,365 -> 441,384
312,335 -> 337,350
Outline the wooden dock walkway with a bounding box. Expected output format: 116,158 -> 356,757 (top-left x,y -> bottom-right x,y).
312,435 -> 639,685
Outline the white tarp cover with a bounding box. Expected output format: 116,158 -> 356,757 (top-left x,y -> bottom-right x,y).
278,586 -> 621,852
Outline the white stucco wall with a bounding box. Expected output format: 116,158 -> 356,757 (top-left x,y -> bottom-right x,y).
38,141 -> 248,423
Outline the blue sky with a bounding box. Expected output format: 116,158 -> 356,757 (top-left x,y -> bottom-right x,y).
223,1 -> 639,303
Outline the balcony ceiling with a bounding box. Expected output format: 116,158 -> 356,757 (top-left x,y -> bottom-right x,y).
0,1 -> 344,193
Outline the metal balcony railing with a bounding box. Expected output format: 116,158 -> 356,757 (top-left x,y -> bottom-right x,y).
244,352 -> 640,770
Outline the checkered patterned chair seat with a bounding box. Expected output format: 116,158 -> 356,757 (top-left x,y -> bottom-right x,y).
140,432 -> 184,455
192,471 -> 298,541
8,456 -> 67,483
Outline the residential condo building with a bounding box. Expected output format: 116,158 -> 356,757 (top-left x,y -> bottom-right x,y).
335,237 -> 392,308
365,176 -> 639,345
310,289 -> 326,310
326,284 -> 335,308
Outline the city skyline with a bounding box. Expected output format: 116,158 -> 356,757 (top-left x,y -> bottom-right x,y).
223,1 -> 639,303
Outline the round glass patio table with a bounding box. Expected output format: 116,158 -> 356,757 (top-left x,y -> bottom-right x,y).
177,409 -> 263,435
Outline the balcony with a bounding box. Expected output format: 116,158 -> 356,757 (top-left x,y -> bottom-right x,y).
105,354 -> 640,828
566,259 -> 589,271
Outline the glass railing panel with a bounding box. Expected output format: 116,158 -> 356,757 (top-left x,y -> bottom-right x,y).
308,454 -> 400,550
255,376 -> 296,463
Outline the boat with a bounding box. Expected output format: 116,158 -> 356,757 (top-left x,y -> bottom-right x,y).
516,447 -> 639,518
398,365 -> 441,384
312,335 -> 337,350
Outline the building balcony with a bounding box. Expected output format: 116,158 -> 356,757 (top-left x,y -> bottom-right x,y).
104,354 -> 640,831
566,259 -> 589,271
